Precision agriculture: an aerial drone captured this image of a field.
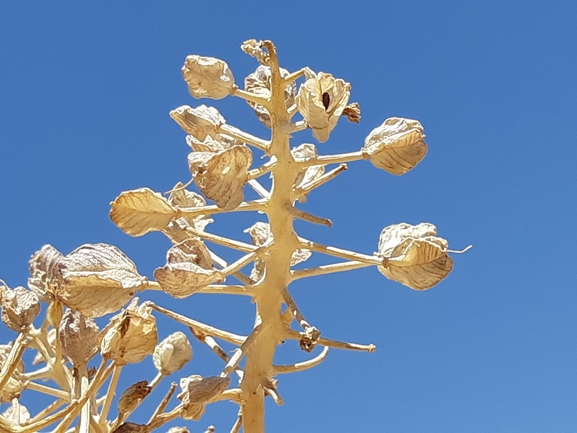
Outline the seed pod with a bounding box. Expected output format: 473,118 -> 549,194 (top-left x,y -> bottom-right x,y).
167,428 -> 190,433
118,380 -> 152,414
168,183 -> 213,232
59,309 -> 99,365
111,422 -> 149,433
376,223 -> 453,290
28,244 -> 63,302
296,72 -> 351,142
362,117 -> 427,175
51,243 -> 146,318
98,299 -> 158,365
178,375 -> 230,421
244,65 -> 296,127
182,55 -> 235,100
1,286 -> 40,331
170,105 -> 225,141
153,331 -> 193,375
154,239 -> 224,299
188,145 -> 252,210
291,143 -> 325,190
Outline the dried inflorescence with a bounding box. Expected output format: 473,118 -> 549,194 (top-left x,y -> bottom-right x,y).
0,39 -> 466,433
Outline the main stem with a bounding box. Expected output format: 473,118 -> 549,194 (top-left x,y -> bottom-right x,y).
241,43 -> 300,433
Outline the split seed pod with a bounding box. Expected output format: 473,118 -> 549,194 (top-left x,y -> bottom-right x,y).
296,72 -> 351,142
170,105 -> 225,141
167,183 -> 213,233
154,239 -> 224,299
178,375 -> 231,421
153,331 -> 193,375
98,299 -> 158,365
182,55 -> 235,100
362,117 -> 427,175
59,309 -> 99,365
28,244 -> 63,302
118,380 -> 152,414
1,286 -> 40,331
51,243 -> 146,318
376,223 -> 453,290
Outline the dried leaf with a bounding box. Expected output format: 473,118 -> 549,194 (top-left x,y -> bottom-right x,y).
52,243 -> 145,318
291,143 -> 324,190
28,244 -> 63,301
154,239 -> 224,299
182,55 -> 235,100
244,65 -> 296,127
1,286 -> 40,331
188,145 -> 252,210
98,299 -> 158,365
153,331 -> 193,375
118,380 -> 152,414
110,188 -> 176,237
170,105 -> 225,141
59,309 -> 99,365
296,72 -> 351,142
362,117 -> 427,175
376,223 -> 453,290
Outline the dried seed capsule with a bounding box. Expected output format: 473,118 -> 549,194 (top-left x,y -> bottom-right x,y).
291,143 -> 324,190
170,105 -> 225,141
178,375 -> 230,421
153,331 -> 193,375
296,72 -> 351,142
362,117 -> 427,175
59,309 -> 99,365
118,380 -> 152,414
1,286 -> 40,331
98,299 -> 158,365
376,223 -> 453,290
182,55 -> 235,100
28,244 -> 63,302
111,422 -> 148,433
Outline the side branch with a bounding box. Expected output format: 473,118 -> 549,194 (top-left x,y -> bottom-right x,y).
220,124 -> 270,152
296,151 -> 365,167
273,346 -> 330,374
285,329 -> 376,353
299,237 -> 383,265
291,261 -> 371,281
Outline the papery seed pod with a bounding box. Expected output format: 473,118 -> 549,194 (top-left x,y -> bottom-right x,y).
167,427 -> 190,433
178,375 -> 230,421
154,239 -> 224,299
51,243 -> 146,318
110,188 -> 176,237
186,135 -> 230,153
188,145 -> 252,210
1,286 -> 40,331
59,309 -> 99,365
296,72 -> 351,142
240,39 -> 269,64
28,244 -> 63,302
153,331 -> 193,375
118,380 -> 152,414
98,299 -> 158,365
168,183 -> 213,232
376,223 -> 453,290
291,143 -> 324,190
182,55 -> 235,100
362,117 -> 427,175
32,328 -> 56,365
244,65 -> 296,127
1,401 -> 30,425
0,343 -> 27,403
111,422 -> 149,433
170,105 -> 225,141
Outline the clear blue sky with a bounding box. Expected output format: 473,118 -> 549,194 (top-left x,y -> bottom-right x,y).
1,2 -> 576,432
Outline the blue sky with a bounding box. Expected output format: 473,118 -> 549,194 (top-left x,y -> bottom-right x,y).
1,1 -> 576,432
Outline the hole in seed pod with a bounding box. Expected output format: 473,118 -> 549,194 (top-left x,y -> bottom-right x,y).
322,92 -> 330,110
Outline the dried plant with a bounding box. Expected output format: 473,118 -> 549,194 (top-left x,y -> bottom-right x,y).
0,40 -> 469,432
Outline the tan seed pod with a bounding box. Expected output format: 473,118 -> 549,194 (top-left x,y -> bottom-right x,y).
59,309 -> 99,365
362,117 -> 427,175
153,331 -> 193,375
1,401 -> 30,425
98,299 -> 158,365
111,422 -> 149,433
342,102 -> 361,123
28,244 -> 63,301
178,375 -> 230,421
118,380 -> 152,414
376,223 -> 453,290
110,188 -> 176,237
296,72 -> 351,142
170,105 -> 225,141
1,286 -> 40,331
51,243 -> 146,318
188,145 -> 252,210
182,55 -> 235,100
244,65 -> 296,127
154,239 -> 224,299
167,428 -> 190,433
186,135 -> 230,153
291,143 -> 325,190
168,183 -> 213,232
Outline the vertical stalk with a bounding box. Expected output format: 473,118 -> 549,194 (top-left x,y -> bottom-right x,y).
241,41 -> 300,433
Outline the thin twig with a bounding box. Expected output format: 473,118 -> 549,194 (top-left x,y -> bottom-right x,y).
220,123 -> 270,151
147,382 -> 178,425
293,164 -> 348,202
290,261 -> 371,281
299,237 -> 383,265
285,329 -> 376,353
273,346 -> 330,374
287,206 -> 332,228
98,364 -> 122,429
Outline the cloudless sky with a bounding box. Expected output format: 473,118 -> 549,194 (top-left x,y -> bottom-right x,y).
1,1 -> 576,432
